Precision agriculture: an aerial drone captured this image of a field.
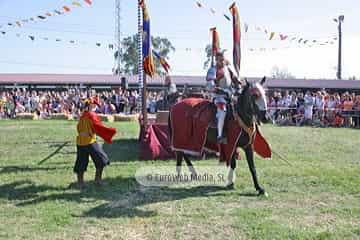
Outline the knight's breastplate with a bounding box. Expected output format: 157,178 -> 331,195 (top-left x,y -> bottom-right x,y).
216,67 -> 232,89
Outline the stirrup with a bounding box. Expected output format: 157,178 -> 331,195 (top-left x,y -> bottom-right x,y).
217,136 -> 227,144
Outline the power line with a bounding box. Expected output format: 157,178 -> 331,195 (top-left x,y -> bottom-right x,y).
0,60 -> 110,71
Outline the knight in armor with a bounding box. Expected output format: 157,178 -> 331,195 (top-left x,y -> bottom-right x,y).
164,75 -> 178,109
206,50 -> 241,144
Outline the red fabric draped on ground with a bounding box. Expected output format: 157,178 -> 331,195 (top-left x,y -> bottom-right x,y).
139,124 -> 175,160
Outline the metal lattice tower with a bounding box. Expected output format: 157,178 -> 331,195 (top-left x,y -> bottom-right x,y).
114,0 -> 122,76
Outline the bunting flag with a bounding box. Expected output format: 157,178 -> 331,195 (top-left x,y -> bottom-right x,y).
223,14 -> 231,21
196,1 -> 203,8
1,1 -> 92,29
229,2 -> 241,76
72,1 -> 82,7
244,23 -> 249,33
280,34 -> 288,41
269,32 -> 275,40
29,36 -> 35,41
210,27 -> 220,61
140,0 -> 156,77
152,50 -> 171,73
63,6 -> 71,12
210,8 -> 216,14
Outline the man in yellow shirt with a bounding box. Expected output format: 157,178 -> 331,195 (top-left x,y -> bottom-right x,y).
73,98 -> 117,188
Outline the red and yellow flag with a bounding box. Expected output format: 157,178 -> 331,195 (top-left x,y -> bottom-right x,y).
229,2 -> 241,75
152,50 -> 171,73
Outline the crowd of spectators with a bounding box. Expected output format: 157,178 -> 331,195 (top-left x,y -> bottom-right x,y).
1,87 -> 360,129
268,90 -> 360,128
0,88 -> 165,119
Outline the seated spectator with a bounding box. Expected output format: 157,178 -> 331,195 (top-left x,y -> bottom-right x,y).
332,113 -> 344,128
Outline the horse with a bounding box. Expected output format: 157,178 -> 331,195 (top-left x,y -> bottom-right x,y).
169,77 -> 269,196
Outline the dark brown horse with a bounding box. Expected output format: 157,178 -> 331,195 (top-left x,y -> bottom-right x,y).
169,77 -> 269,196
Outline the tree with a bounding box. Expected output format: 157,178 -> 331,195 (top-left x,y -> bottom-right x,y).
271,65 -> 295,79
203,44 -> 213,70
116,34 -> 175,75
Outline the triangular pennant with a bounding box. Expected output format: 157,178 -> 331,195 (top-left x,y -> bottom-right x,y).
29,36 -> 35,41
16,21 -> 22,27
1,31 -> 6,35
279,34 -> 288,41
56,39 -> 62,42
210,8 -> 216,14
84,0 -> 92,5
196,1 -> 203,8
54,10 -> 63,15
8,23 -> 13,26
45,12 -> 53,17
244,23 -> 249,33
72,1 -> 82,7
108,44 -> 114,49
223,14 -> 231,21
38,15 -> 46,20
96,43 -> 101,47
269,32 -> 275,40
63,6 -> 71,12
69,40 -> 75,43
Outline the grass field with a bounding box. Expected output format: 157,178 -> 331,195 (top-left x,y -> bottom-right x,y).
0,120 -> 359,240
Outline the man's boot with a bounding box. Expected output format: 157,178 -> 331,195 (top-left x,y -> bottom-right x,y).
76,172 -> 85,189
216,109 -> 227,144
95,168 -> 107,186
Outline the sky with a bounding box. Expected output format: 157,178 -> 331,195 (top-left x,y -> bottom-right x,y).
0,0 -> 359,79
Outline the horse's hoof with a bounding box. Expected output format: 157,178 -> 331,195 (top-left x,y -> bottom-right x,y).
257,190 -> 269,197
225,183 -> 235,190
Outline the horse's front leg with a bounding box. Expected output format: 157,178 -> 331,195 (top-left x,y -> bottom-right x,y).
226,155 -> 236,189
244,146 -> 267,196
176,151 -> 183,175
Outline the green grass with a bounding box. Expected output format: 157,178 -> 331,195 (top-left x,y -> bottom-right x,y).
0,120 -> 359,240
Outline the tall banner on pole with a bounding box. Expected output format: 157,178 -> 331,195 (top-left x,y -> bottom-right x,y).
139,0 -> 155,77
210,27 -> 220,67
229,2 -> 241,76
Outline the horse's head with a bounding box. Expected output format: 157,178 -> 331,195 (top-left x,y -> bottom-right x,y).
236,76 -> 269,124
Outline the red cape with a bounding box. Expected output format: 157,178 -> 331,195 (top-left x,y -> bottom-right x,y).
81,111 -> 117,144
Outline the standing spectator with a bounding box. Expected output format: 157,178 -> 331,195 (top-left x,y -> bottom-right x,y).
304,91 -> 314,125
